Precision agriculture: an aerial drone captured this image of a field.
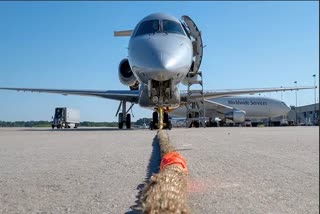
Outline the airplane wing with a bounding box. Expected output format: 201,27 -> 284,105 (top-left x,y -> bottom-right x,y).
181,86 -> 316,101
0,86 -> 315,106
203,99 -> 234,114
0,87 -> 140,103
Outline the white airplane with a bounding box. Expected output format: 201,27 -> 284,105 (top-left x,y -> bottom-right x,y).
0,13 -> 315,129
171,96 -> 291,126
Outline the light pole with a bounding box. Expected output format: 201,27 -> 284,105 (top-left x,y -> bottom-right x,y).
280,86 -> 283,101
313,74 -> 317,124
294,81 -> 298,125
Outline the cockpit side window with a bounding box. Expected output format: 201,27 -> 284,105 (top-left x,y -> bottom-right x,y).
181,23 -> 191,39
162,20 -> 185,36
135,20 -> 160,36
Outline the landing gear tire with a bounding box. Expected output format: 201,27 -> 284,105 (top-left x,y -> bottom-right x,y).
219,121 -> 225,127
152,112 -> 159,129
153,112 -> 158,124
57,124 -> 61,129
164,112 -> 169,122
126,114 -> 131,129
149,121 -> 154,130
192,121 -> 200,128
195,121 -> 200,128
167,121 -> 172,130
118,113 -> 124,129
163,112 -> 171,130
52,125 -> 55,129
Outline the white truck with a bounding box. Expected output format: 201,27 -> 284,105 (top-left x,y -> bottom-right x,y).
52,107 -> 80,129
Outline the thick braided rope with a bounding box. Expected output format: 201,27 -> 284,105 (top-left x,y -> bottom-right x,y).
139,130 -> 189,214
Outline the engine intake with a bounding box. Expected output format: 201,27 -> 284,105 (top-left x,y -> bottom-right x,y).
118,58 -> 138,89
225,110 -> 246,123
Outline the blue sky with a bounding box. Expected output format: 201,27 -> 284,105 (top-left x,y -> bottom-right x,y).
0,1 -> 318,122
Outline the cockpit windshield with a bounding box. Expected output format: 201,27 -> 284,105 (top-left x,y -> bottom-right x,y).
134,19 -> 186,37
162,20 -> 185,36
135,20 -> 160,36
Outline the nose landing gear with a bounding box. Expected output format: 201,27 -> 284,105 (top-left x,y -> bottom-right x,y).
149,108 -> 172,130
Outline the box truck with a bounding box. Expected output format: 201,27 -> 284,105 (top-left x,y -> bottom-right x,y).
52,107 -> 80,129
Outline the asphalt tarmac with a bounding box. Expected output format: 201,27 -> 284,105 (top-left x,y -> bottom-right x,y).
0,127 -> 318,214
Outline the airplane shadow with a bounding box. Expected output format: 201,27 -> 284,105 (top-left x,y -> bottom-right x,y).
125,134 -> 161,214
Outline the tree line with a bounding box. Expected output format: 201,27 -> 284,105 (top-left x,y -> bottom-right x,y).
0,118 -> 152,127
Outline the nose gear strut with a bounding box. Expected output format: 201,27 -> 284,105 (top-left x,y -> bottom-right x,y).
158,107 -> 164,130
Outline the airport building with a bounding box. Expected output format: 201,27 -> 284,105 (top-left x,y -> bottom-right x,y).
241,103 -> 319,127
287,103 -> 319,125
269,103 -> 319,126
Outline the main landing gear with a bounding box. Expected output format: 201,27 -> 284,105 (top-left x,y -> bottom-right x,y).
116,101 -> 133,129
118,112 -> 131,129
149,108 -> 172,130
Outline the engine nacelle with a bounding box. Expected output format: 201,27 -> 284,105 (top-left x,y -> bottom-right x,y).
118,58 -> 139,89
225,110 -> 246,123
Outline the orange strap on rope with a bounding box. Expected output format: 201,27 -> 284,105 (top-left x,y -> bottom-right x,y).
160,152 -> 188,174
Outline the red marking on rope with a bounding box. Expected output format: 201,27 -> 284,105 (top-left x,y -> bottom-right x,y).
160,152 -> 188,174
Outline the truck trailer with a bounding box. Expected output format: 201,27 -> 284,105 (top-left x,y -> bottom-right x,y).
52,107 -> 80,129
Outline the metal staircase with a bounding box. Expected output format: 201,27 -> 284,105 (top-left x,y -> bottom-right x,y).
181,15 -> 206,128
186,71 -> 206,128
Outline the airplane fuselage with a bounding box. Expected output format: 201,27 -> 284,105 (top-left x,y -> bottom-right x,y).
126,13 -> 193,108
171,96 -> 291,120
129,34 -> 192,84
213,96 -> 290,118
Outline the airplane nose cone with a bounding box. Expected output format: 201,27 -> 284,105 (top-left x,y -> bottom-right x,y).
154,51 -> 179,71
129,34 -> 193,81
284,105 -> 291,114
281,103 -> 291,115
147,39 -> 191,71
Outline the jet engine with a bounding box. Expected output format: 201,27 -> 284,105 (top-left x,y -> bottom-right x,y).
225,110 -> 246,123
118,58 -> 139,90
